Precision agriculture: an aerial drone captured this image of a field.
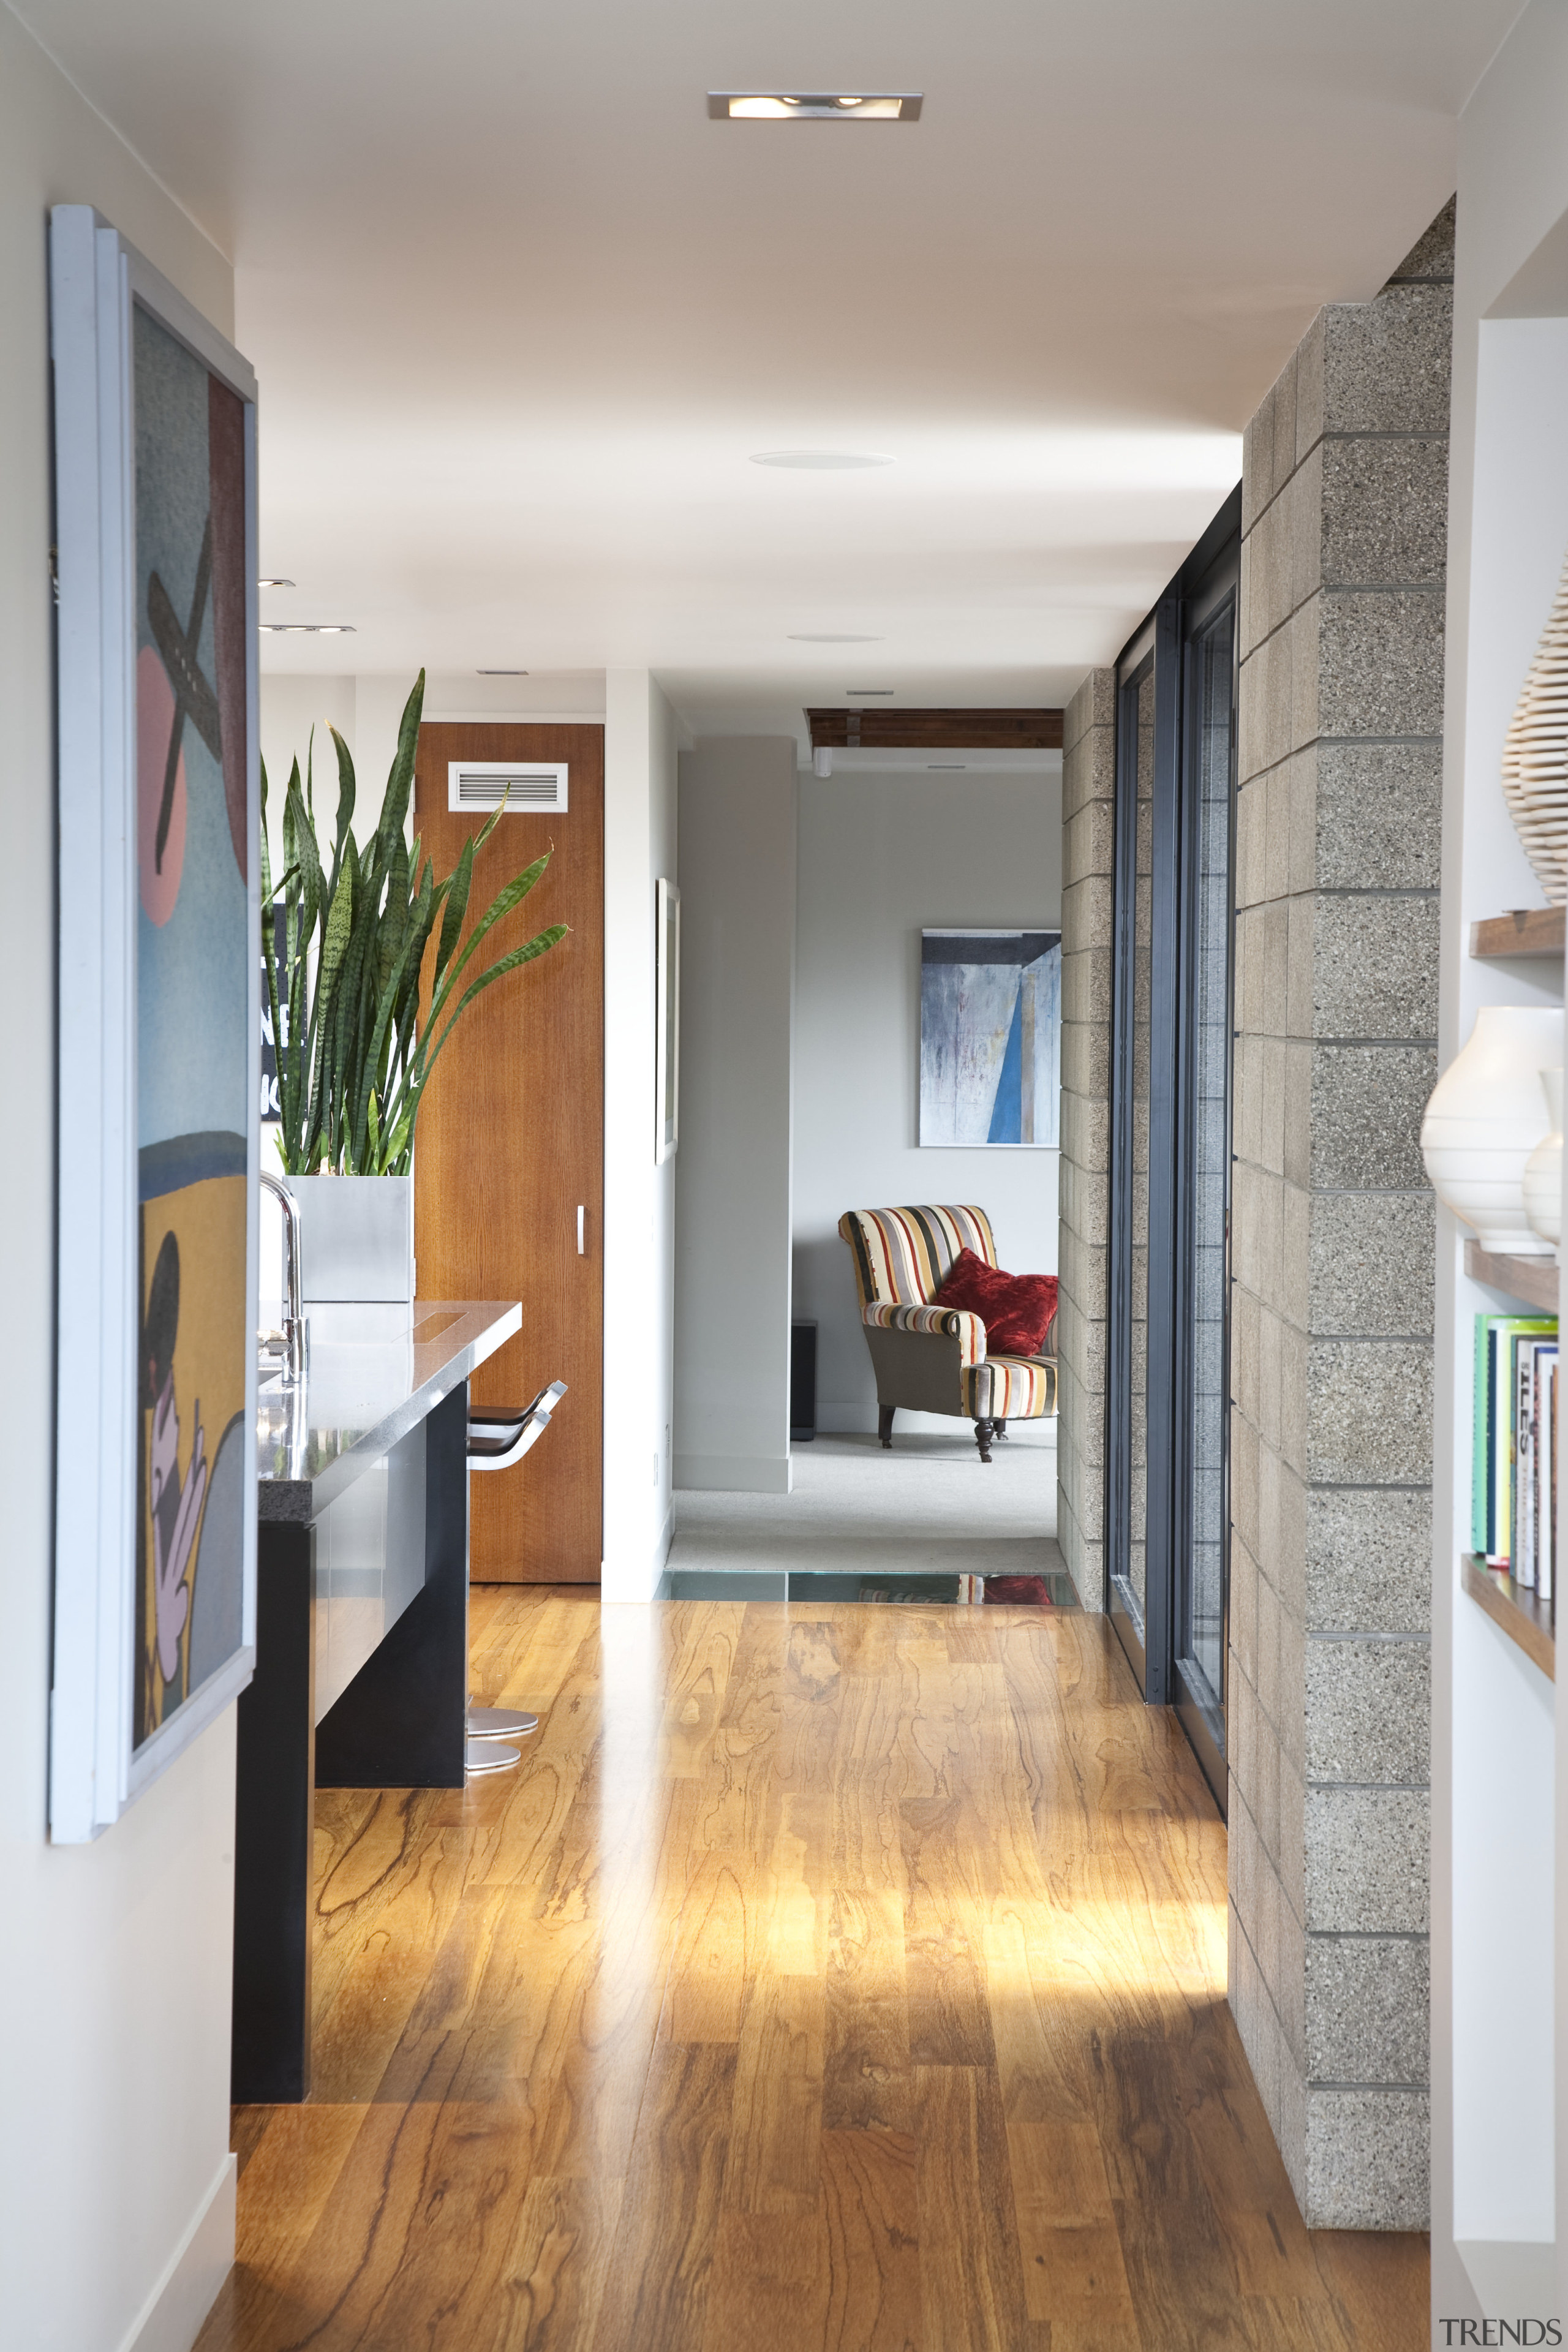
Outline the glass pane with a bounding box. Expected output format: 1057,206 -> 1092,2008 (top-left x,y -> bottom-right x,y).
1127,666 -> 1155,1631
1183,605 -> 1234,1702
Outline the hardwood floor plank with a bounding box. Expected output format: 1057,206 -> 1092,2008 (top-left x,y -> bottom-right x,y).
913,2065 -> 1031,2352
595,2040 -> 737,2351
820,2129 -> 923,2352
726,1970 -> 826,2214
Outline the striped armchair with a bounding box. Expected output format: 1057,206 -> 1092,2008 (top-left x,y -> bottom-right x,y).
838,1204 -> 1058,1464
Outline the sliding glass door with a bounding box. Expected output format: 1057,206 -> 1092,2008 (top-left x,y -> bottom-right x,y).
1105,491 -> 1239,1806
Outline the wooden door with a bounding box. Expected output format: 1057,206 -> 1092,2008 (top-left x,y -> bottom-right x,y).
413,723 -> 603,1582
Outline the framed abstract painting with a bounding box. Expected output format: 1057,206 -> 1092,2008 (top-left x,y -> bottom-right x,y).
919,929 -> 1061,1147
50,207 -> 260,1841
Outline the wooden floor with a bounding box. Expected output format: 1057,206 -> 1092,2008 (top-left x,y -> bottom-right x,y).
199,1592 -> 1428,2351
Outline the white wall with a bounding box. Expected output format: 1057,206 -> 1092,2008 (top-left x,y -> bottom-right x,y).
1436,7 -> 1568,2331
602,671 -> 680,1595
793,763 -> 1062,1433
674,738 -> 797,1491
0,12 -> 241,2346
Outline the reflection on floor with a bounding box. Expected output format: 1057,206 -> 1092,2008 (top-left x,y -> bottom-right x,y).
200,1589 -> 1427,2352
669,1427 -> 1072,1602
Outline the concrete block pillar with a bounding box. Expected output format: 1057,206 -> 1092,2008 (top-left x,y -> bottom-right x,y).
1057,669 -> 1117,1610
1227,199 -> 1450,2228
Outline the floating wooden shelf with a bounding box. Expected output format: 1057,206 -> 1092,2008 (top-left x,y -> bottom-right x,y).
1461,1553 -> 1556,1679
1469,906 -> 1566,959
1463,1238 -> 1559,1313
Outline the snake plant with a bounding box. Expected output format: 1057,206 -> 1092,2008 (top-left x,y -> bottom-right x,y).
260,669 -> 566,1176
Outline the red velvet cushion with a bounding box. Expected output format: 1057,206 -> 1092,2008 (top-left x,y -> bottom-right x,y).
933,1248 -> 1058,1357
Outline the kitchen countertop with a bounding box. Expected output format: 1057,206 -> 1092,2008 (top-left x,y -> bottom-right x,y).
257,1300 -> 522,1521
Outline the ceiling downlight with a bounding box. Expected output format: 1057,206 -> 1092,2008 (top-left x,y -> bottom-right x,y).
709,91 -> 922,122
752,450 -> 893,470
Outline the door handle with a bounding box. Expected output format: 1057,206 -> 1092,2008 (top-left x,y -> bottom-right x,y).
576,1205 -> 584,1256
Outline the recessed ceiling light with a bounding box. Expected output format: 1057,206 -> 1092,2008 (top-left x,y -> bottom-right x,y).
258,623 -> 356,635
846,688 -> 894,696
710,91 -> 921,121
257,576 -> 294,589
788,633 -> 881,643
752,450 -> 894,470
929,764 -> 967,771
477,668 -> 529,675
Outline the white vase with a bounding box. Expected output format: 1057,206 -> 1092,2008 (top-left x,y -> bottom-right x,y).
1502,548 -> 1568,907
1522,1069 -> 1564,1257
290,1173 -> 415,1302
1420,1006 -> 1564,1256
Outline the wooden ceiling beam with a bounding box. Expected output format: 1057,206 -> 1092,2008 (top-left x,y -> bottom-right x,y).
805,706 -> 1064,750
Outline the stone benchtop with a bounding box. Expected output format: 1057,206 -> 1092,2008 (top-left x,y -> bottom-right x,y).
256,1300 -> 521,1523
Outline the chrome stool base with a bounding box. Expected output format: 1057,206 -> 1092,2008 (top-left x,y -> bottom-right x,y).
468,1705 -> 539,1741
465,1738 -> 521,1775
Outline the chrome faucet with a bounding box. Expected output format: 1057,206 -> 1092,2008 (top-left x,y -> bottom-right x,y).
260,1171 -> 307,1385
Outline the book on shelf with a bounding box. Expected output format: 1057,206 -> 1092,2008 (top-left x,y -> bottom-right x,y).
1472,1311 -> 1559,1602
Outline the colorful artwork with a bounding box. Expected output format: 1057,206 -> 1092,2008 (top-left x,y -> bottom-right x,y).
132,307 -> 251,1748
919,929 -> 1061,1148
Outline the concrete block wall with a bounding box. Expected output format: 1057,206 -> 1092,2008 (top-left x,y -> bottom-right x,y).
1057,669 -> 1116,1610
1226,200 -> 1450,2230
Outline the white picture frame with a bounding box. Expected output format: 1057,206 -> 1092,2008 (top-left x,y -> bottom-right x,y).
655,877 -> 680,1163
50,206 -> 260,1841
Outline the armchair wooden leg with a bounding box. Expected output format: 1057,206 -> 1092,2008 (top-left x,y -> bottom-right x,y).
994,1419 -> 1008,1440
878,1404 -> 895,1450
974,1418 -> 993,1464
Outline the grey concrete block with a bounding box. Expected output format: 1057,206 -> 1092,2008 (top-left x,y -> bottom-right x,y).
1305,1637 -> 1431,1784
1063,1161 -> 1109,1250
1280,1749 -> 1306,1926
1232,1283 -> 1261,1423
1314,741 -> 1443,891
1233,1033 -> 1264,1169
1283,1039 -> 1314,1189
1229,1902 -> 1286,2168
1061,943 -> 1112,1027
1287,893 -> 1315,1040
1312,896 -> 1440,1043
1279,1319 -> 1310,1483
1262,899 -> 1291,1036
1295,311 -> 1326,465
1243,359 -> 1298,535
1278,1872 -> 1307,2073
1260,1036 -> 1289,1178
1238,622 -> 1294,784
1305,1934 -> 1429,2085
1231,1525 -> 1259,1689
1063,794 -> 1115,886
1305,1787 -> 1429,1933
1063,665 -> 1115,758
1282,1180 -> 1311,1330
1061,722 -> 1115,820
1385,195 -> 1455,286
1236,778 -> 1267,910
1303,2087 -> 1430,2230
1307,1190 -> 1435,1338
1061,870 -> 1114,957
1306,1339 -> 1433,1484
1322,284 -> 1453,437
1316,588 -> 1446,739
1060,1087 -> 1109,1175
1306,1487 -> 1431,1635
1061,1019 -> 1109,1099
1265,1444 -> 1308,1623
1320,437 -> 1449,590
1308,1044 -> 1438,1188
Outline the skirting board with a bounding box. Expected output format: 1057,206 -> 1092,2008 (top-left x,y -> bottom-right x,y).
119,2151 -> 235,2352
675,1453 -> 793,1494
1455,2239 -> 1557,2325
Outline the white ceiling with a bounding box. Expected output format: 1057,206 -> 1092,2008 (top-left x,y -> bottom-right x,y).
16,0 -> 1519,736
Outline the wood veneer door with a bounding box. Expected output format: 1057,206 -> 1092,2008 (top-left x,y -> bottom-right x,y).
413,723 -> 603,1582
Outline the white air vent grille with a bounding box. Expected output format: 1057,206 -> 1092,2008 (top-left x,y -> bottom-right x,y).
447,760 -> 568,815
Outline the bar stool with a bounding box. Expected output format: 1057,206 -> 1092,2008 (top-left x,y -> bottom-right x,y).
463,1381 -> 568,1774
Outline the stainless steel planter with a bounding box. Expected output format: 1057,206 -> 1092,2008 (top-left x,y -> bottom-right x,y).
291,1174 -> 415,1302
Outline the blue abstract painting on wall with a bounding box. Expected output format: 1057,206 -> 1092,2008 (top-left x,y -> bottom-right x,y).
919,930 -> 1061,1147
